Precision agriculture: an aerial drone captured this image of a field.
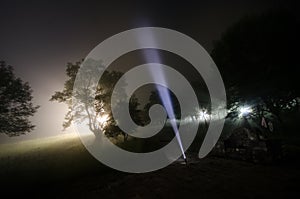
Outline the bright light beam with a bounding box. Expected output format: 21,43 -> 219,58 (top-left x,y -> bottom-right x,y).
157,85 -> 187,160
138,32 -> 187,161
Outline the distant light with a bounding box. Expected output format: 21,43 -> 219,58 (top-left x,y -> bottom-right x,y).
238,106 -> 252,118
198,109 -> 210,121
97,114 -> 109,127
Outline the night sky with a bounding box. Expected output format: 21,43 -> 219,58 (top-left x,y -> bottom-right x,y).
0,0 -> 294,143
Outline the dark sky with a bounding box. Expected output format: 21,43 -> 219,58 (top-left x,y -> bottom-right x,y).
0,0 -> 294,143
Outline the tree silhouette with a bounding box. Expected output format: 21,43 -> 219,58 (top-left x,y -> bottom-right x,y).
211,11 -> 300,123
51,60 -> 141,140
0,61 -> 39,136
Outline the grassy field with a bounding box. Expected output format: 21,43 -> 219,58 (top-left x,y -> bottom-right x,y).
0,134 -> 109,186
0,133 -> 300,198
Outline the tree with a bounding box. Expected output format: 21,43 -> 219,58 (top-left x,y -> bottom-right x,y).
51,60 -> 141,140
211,11 -> 300,125
0,61 -> 39,136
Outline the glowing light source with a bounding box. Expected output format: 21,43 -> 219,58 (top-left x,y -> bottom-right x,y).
97,114 -> 109,127
238,106 -> 252,118
198,109 -> 210,121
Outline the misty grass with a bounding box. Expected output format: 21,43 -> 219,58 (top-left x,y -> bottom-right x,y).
0,134 -> 111,186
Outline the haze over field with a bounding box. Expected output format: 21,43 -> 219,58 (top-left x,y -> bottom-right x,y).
1,132 -> 300,198
0,0 -> 285,144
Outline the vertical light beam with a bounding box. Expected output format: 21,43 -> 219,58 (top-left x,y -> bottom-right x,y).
139,32 -> 186,161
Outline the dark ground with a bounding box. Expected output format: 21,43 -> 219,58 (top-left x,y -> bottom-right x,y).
1,135 -> 299,199
4,156 -> 298,199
